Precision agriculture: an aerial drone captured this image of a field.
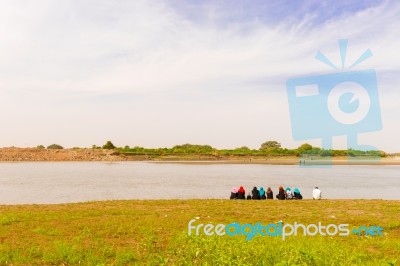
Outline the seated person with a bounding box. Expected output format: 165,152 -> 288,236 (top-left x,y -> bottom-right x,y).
230,187 -> 238,199
251,186 -> 260,200
286,187 -> 294,200
313,187 -> 322,200
246,193 -> 252,200
266,187 -> 273,199
276,186 -> 286,200
293,187 -> 303,200
237,186 -> 246,199
259,187 -> 266,200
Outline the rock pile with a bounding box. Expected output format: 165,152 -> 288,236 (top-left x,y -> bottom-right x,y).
0,148 -> 127,161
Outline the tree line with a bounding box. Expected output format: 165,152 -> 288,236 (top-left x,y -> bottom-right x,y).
94,140 -> 386,157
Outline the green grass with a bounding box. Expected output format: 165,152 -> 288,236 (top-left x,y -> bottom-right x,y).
0,200 -> 399,265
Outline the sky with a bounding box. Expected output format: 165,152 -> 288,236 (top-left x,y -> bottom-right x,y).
0,0 -> 399,152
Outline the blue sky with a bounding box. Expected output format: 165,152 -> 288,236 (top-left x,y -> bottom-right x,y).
172,0 -> 383,25
0,0 -> 399,152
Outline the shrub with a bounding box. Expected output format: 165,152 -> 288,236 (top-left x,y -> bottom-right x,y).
102,141 -> 116,150
47,144 -> 64,149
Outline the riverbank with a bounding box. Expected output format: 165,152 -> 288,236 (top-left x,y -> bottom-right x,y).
0,147 -> 124,161
0,199 -> 399,265
1,147 -> 400,165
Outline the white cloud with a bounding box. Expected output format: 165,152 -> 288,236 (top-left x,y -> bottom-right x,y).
0,0 -> 399,151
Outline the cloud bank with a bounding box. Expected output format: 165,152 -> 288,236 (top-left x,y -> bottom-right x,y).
0,0 -> 399,151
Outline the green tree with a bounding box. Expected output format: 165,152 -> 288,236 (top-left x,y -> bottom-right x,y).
102,141 -> 116,150
234,146 -> 250,151
298,143 -> 313,154
260,141 -> 281,150
320,149 -> 332,157
47,144 -> 64,149
232,146 -> 251,155
171,144 -> 214,154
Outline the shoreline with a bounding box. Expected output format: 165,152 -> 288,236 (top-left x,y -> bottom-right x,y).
1,198 -> 399,207
2,159 -> 400,165
1,147 -> 399,165
149,158 -> 400,165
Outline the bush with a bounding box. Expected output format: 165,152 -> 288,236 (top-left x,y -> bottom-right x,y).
36,145 -> 45,149
47,144 -> 64,149
102,141 -> 116,150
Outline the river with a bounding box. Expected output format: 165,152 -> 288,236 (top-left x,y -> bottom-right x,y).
0,162 -> 399,204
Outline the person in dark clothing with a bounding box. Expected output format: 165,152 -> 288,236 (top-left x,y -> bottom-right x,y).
246,193 -> 252,200
230,187 -> 238,199
266,187 -> 273,199
293,187 -> 303,200
259,187 -> 266,200
251,187 -> 260,200
276,186 -> 286,200
237,186 -> 246,199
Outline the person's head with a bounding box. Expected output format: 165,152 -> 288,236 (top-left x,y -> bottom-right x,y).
278,186 -> 283,191
286,187 -> 291,192
253,186 -> 257,190
314,187 -> 319,190
231,187 -> 238,193
267,187 -> 271,192
293,188 -> 300,193
260,187 -> 264,191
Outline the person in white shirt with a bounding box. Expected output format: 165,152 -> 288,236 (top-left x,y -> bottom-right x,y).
313,187 -> 322,200
286,187 -> 294,200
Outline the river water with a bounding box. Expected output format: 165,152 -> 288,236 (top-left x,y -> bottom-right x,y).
0,162 -> 399,204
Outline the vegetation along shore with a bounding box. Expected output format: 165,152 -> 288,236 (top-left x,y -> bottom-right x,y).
1,140 -> 399,164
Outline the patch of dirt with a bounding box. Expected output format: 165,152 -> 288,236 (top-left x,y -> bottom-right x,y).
0,148 -> 126,161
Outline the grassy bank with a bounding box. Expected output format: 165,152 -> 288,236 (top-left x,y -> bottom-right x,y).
0,200 -> 399,265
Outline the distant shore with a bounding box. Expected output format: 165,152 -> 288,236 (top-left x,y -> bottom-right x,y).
1,147 -> 400,165
151,158 -> 400,165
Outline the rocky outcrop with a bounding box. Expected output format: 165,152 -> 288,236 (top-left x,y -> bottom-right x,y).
0,148 -> 127,161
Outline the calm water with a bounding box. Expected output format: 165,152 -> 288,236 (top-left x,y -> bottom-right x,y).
0,162 -> 399,204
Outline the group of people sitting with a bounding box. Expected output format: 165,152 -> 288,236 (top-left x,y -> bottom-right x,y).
230,186 -> 304,200
275,186 -> 303,200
